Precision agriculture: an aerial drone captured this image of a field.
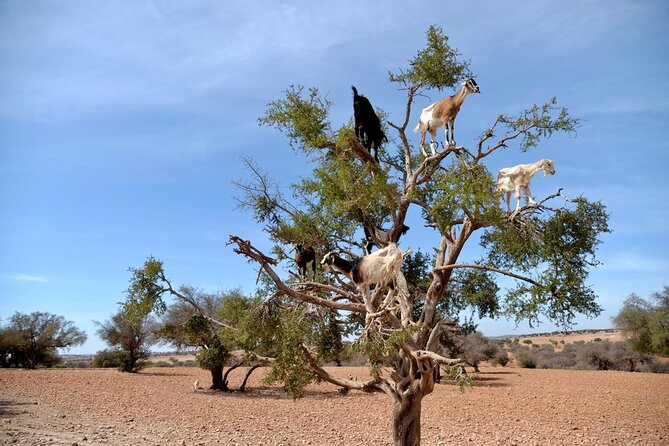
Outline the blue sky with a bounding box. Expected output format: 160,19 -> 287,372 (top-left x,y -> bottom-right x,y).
1,1 -> 667,354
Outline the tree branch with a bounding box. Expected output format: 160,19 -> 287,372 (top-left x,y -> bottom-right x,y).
228,235 -> 366,313
435,263 -> 544,288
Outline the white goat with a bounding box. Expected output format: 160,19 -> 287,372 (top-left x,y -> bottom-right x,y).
496,159 -> 556,212
414,78 -> 480,156
320,243 -> 406,296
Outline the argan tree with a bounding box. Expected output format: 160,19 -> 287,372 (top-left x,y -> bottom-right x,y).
95,309 -> 155,373
613,286 -> 669,356
123,256 -> 349,392
227,25 -> 610,445
0,311 -> 86,368
157,286 -> 231,389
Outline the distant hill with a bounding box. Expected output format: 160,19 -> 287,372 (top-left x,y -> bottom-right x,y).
501,328 -> 622,345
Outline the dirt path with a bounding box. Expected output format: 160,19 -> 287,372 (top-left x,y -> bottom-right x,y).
1,366 -> 667,445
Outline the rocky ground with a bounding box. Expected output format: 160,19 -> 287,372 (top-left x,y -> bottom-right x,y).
1,366 -> 667,445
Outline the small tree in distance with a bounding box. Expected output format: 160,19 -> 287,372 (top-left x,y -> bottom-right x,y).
95,310 -> 155,373
0,311 -> 87,368
613,286 -> 669,356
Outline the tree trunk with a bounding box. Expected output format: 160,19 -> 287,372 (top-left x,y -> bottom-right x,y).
210,365 -> 224,390
239,364 -> 260,392
222,361 -> 244,391
392,393 -> 423,446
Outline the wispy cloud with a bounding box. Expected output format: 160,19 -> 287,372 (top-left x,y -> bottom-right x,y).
1,273 -> 47,283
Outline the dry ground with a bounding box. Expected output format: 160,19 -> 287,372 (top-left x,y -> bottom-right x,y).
1,366 -> 667,445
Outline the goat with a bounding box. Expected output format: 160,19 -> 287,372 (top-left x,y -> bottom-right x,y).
363,224 -> 410,254
414,78 -> 480,156
352,86 -> 386,162
496,159 -> 556,212
320,243 -> 405,296
294,244 -> 316,280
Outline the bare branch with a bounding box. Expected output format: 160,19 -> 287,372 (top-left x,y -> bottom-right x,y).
435,263 -> 544,288
228,235 -> 366,313
300,345 -> 387,393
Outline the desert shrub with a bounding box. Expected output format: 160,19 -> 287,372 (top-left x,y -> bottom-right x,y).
637,359 -> 669,374
516,351 -> 537,368
576,341 -> 613,370
92,349 -> 123,368
541,353 -> 576,369
523,339 -> 533,345
492,351 -> 510,367
147,361 -> 172,368
594,337 -> 602,342
58,358 -> 92,368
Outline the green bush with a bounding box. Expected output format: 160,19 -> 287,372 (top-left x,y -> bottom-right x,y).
516,351 -> 537,368
92,349 -> 123,368
492,351 -> 510,367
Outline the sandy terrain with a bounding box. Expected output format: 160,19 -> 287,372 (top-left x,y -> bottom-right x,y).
1,365 -> 667,445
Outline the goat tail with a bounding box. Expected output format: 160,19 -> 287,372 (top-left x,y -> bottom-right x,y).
351,86 -> 359,97
413,122 -> 421,133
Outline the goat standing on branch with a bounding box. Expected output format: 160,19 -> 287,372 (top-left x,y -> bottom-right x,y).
414,78 -> 480,156
363,224 -> 410,254
352,86 -> 387,162
496,158 -> 556,212
320,243 -> 406,299
294,244 -> 317,280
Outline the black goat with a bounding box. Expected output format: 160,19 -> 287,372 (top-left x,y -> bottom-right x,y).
294,244 -> 316,280
363,224 -> 410,254
352,86 -> 386,162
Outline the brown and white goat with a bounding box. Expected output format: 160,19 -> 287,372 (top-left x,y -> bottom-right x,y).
320,243 -> 405,296
414,78 -> 480,156
496,159 -> 556,212
294,244 -> 316,280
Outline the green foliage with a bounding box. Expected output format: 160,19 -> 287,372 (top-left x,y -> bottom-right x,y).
0,312 -> 86,369
315,309 -> 347,365
353,325 -> 422,379
516,351 -> 537,368
258,85 -> 332,152
492,351 -> 510,367
429,160 -> 500,230
195,338 -> 229,371
441,364 -> 473,391
389,25 -> 471,90
122,257 -> 168,321
402,250 -> 435,319
483,198 -> 610,327
92,349 -> 123,368
614,287 -> 669,356
443,268 -> 500,319
263,307 -> 316,398
95,310 -> 153,373
305,148 -> 398,234
496,98 -> 580,151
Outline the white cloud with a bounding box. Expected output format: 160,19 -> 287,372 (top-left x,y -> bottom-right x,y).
1,273 -> 47,283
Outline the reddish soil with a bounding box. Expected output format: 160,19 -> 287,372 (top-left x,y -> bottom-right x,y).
1,366 -> 667,445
